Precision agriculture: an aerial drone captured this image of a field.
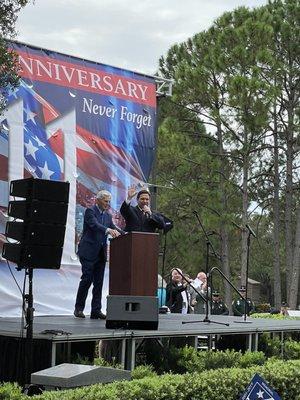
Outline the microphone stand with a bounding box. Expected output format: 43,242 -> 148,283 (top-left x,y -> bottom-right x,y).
182,211 -> 229,327
159,231 -> 168,311
234,224 -> 256,324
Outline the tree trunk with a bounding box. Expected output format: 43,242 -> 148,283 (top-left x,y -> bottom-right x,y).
288,207 -> 300,309
216,118 -> 232,311
241,144 -> 249,286
285,108 -> 295,297
272,113 -> 281,308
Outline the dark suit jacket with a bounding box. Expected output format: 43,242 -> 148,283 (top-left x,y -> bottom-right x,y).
77,205 -> 117,261
166,281 -> 191,314
120,201 -> 165,232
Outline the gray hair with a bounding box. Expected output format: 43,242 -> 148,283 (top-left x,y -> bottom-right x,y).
96,190 -> 111,199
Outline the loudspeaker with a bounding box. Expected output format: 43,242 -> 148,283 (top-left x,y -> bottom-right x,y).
10,178 -> 69,202
2,178 -> 69,269
105,295 -> 159,330
8,200 -> 68,224
5,222 -> 66,245
2,243 -> 63,269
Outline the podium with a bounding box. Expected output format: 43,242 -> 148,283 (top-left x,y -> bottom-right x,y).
106,232 -> 159,330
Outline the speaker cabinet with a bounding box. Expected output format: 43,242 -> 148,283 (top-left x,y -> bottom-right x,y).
10,178 -> 69,202
5,222 -> 66,245
106,295 -> 159,330
2,178 -> 69,269
8,200 -> 68,224
2,243 -> 63,269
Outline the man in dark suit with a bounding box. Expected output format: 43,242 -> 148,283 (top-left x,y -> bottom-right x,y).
74,190 -> 120,319
120,185 -> 165,232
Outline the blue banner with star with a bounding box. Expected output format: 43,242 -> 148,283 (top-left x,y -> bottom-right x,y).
240,373 -> 281,400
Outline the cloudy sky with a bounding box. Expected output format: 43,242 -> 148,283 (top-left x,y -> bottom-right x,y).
16,0 -> 267,76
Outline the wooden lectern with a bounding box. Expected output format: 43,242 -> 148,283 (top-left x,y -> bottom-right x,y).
109,232 -> 159,296
106,232 -> 159,330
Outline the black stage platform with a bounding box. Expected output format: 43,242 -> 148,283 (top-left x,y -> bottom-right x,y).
1,313 -> 300,373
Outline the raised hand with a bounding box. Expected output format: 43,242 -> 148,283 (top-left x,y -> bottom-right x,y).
127,184 -> 137,200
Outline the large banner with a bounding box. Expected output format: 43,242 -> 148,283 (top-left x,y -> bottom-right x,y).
0,41 -> 157,316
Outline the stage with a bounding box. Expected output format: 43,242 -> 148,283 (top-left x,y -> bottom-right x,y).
1,313 -> 299,375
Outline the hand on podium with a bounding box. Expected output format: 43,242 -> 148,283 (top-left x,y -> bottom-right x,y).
107,228 -> 120,238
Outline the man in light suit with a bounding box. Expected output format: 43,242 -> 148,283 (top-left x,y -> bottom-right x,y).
74,190 -> 120,319
120,185 -> 166,233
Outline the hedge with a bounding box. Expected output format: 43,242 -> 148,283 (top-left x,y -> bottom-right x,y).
251,312 -> 300,320
1,359 -> 300,400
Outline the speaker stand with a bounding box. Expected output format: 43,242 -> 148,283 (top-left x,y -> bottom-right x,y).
24,267 -> 34,383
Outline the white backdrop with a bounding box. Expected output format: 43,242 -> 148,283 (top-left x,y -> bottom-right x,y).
0,262 -> 109,317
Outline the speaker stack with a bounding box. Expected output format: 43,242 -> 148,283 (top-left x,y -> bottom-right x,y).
2,178 -> 69,269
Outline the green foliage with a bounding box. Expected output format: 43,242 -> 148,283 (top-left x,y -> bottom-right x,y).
0,1 -> 31,112
0,1 -> 30,37
15,359 -> 300,400
157,0 -> 300,304
179,348 -> 238,372
131,365 -> 157,380
283,339 -> 300,360
255,303 -> 272,313
94,357 -> 122,369
258,333 -> 282,358
71,353 -> 92,365
141,345 -> 267,375
251,312 -> 299,319
0,382 -> 24,400
238,350 -> 266,368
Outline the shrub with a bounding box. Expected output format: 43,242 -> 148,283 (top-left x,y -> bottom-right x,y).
251,312 -> 299,320
255,303 -> 271,313
131,365 -> 157,380
204,349 -> 241,370
0,382 -> 24,400
26,359 -> 300,400
171,347 -> 267,373
284,339 -> 300,360
238,350 -> 266,368
258,333 -> 282,358
94,357 -> 122,369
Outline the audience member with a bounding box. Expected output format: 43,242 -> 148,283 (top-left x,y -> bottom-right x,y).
232,286 -> 255,316
211,290 -> 229,315
193,272 -> 210,314
166,268 -> 192,314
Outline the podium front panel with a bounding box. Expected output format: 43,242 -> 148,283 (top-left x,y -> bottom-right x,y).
109,232 -> 159,296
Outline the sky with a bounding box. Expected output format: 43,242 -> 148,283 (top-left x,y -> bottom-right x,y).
16,0 -> 268,76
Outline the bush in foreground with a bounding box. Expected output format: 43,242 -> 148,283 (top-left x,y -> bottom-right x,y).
1,359 -> 299,400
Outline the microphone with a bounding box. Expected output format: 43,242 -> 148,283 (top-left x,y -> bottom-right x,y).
143,206 -> 151,218
246,224 -> 257,238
